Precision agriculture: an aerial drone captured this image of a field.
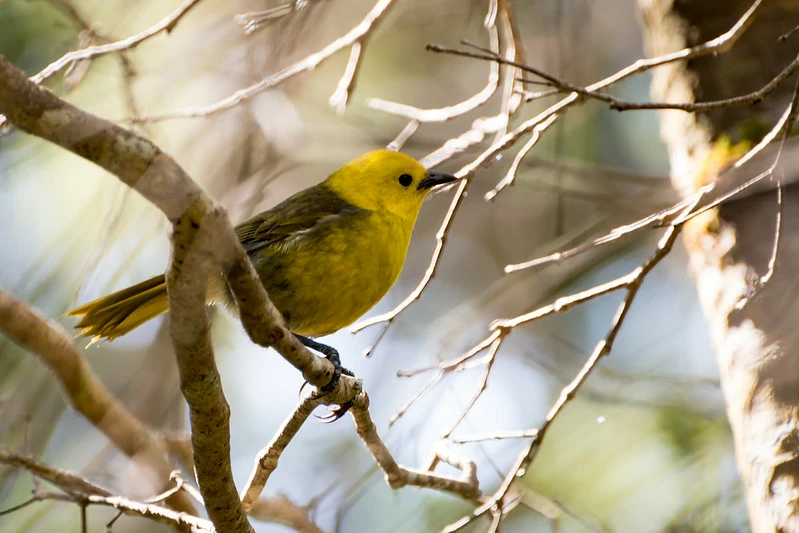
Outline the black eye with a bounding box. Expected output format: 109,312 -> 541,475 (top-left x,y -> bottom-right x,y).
398,174 -> 413,187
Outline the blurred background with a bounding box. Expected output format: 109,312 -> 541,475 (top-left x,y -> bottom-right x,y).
0,0 -> 744,531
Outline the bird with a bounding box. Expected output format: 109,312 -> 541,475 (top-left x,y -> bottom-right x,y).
68,149 -> 457,393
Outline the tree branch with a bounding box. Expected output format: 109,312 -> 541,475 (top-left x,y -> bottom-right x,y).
32,0 -> 204,84
132,0 -> 397,122
350,394 -> 481,500
0,53 -> 253,532
0,290 -> 196,515
0,51 -> 364,532
0,448 -> 211,532
241,396 -> 324,513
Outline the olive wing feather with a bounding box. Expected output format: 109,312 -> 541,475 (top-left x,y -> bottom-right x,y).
234,184 -> 367,255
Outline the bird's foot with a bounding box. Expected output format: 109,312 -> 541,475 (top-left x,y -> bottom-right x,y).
295,334 -> 355,420
317,399 -> 355,423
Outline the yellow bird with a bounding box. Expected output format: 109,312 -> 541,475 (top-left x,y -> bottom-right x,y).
69,149 -> 456,390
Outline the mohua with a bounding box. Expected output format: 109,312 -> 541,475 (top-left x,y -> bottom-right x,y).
69,149 -> 457,393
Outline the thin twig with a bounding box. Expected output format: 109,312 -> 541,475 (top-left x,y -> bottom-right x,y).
439,337 -> 503,439
0,495 -> 43,517
440,46 -> 798,113
505,101 -> 795,275
329,41 -> 364,113
350,394 -> 481,500
489,1 -> 523,146
240,396 -> 323,513
368,0 -> 501,124
450,429 -> 538,444
733,79 -> 799,308
389,371 -> 445,427
485,114 -> 558,200
235,0 -> 313,34
132,0 -> 396,122
444,224 -> 685,533
32,0 -> 203,84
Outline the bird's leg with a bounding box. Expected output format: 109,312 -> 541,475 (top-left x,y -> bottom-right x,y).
294,334 -> 355,421
294,334 -> 354,393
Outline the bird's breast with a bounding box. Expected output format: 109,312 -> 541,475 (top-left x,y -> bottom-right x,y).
259,213 -> 412,337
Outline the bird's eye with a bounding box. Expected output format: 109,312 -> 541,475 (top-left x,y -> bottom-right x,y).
398,174 -> 413,187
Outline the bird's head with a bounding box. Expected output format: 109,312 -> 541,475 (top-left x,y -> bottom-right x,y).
325,150 -> 457,220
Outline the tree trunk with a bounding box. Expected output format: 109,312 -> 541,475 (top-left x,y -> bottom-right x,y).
637,1 -> 799,531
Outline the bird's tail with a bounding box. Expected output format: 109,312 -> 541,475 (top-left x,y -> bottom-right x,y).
68,275 -> 169,343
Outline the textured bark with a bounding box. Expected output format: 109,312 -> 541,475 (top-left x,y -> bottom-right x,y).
637,1 -> 799,531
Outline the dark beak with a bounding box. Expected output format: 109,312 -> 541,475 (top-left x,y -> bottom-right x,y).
417,170 -> 458,190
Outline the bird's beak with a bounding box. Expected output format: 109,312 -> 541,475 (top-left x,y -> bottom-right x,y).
417,170 -> 458,190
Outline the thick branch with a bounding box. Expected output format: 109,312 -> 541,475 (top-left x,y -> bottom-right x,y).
0,291 -> 196,515
0,51 -> 365,531
0,53 -> 253,532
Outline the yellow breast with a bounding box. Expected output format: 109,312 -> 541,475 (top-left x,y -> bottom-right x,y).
263,211 -> 412,337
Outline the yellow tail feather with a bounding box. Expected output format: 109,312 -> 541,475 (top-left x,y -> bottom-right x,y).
68,275 -> 169,343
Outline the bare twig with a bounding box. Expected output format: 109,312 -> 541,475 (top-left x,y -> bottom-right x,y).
368,0 -> 501,125
733,79 -> 799,308
0,447 -> 112,497
0,450 -> 213,531
780,24 -> 799,42
489,2 -> 524,145
484,113 -> 558,200
83,493 -> 210,531
329,41 -> 364,113
444,224 -> 684,532
144,471 -> 203,506
505,101 -> 796,275
240,396 -> 323,513
0,493 -> 53,517
32,0 -> 203,84
439,337 -> 503,440
387,119 -> 420,150
389,370 -> 445,427
450,429 -> 538,444
350,394 -> 481,500
235,0 -> 314,34
133,0 -> 396,122
446,44 -> 799,113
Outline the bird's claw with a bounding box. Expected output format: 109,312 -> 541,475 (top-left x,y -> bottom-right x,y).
294,334 -> 355,420
317,399 -> 355,422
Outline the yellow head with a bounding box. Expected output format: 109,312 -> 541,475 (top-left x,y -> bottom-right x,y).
325,150 -> 457,220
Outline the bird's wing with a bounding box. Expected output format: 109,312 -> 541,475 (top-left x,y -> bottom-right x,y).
234,184 -> 366,255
